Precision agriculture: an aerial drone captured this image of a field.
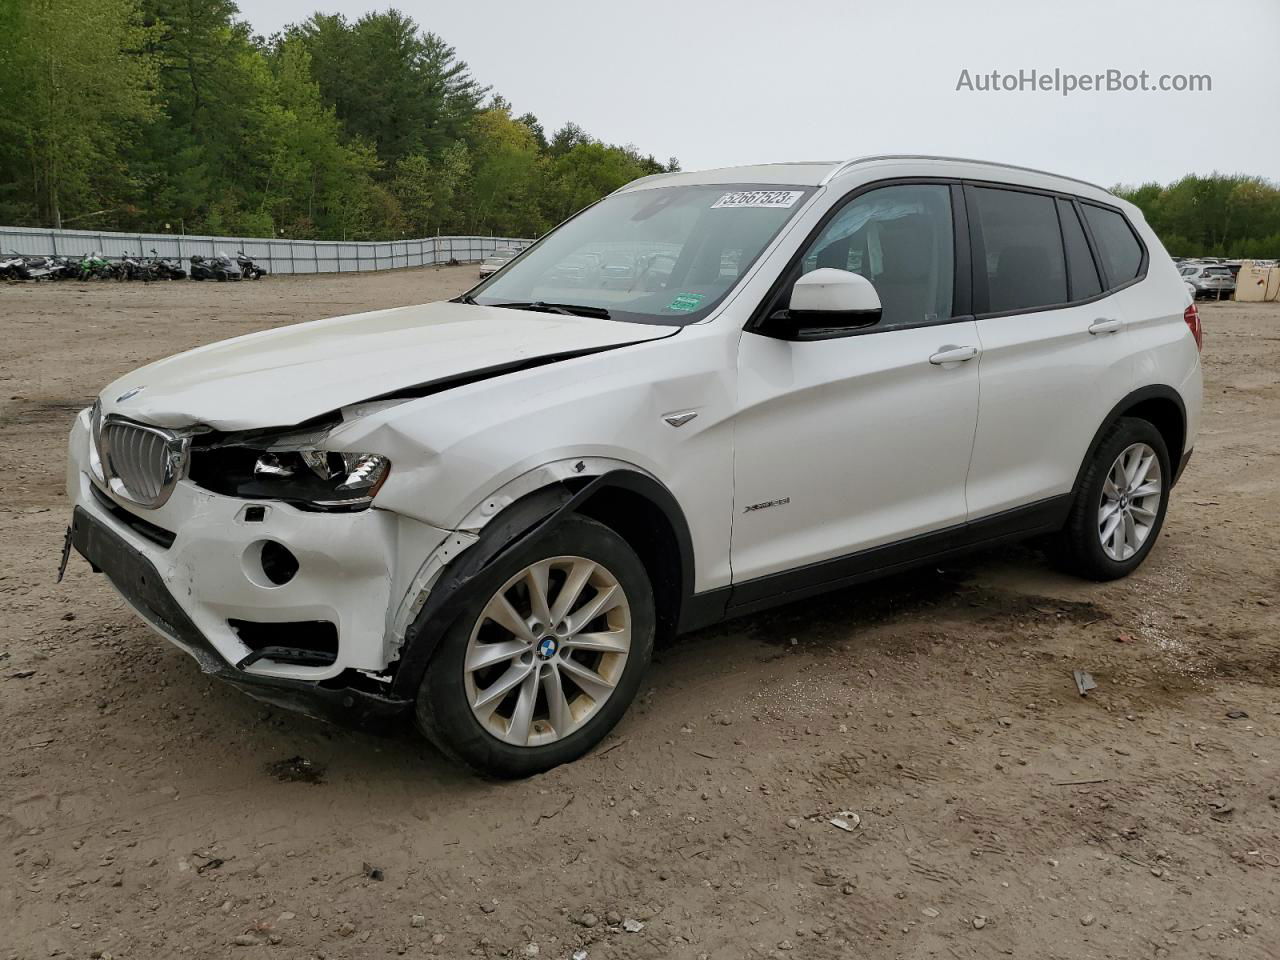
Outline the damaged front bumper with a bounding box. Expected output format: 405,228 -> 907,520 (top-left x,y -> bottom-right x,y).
64,409 -> 451,726
67,505 -> 412,725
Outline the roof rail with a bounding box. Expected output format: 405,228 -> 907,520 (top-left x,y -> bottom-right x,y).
820,154 -> 1109,193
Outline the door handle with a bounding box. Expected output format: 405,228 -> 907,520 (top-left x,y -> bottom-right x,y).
928,344 -> 978,365
1088,317 -> 1124,335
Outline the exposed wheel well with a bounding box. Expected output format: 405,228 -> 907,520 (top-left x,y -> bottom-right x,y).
1117,396 -> 1185,469
573,484 -> 685,645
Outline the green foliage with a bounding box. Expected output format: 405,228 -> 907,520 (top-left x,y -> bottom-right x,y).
287,11 -> 486,167
0,3 -> 677,239
1114,174 -> 1280,259
0,0 -> 159,227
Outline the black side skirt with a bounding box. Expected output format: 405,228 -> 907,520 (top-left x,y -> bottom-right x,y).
680,495 -> 1072,630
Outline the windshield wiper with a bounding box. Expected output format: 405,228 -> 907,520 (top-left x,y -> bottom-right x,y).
457,293 -> 478,305
488,300 -> 612,320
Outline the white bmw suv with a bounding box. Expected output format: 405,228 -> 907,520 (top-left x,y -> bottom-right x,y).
64,156 -> 1203,777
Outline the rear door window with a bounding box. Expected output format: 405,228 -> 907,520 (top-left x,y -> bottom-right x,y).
970,187 -> 1068,313
1057,199 -> 1102,301
1081,204 -> 1144,288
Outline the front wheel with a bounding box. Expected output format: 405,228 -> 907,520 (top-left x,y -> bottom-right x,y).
1054,417 -> 1171,580
414,514 -> 654,778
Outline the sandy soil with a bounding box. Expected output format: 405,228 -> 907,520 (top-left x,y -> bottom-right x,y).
1,270 -> 1278,960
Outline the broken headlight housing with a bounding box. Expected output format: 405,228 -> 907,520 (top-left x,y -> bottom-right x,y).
188,431 -> 391,511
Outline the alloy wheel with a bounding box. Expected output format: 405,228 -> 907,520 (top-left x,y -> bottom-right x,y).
1098,442 -> 1162,561
464,556 -> 631,747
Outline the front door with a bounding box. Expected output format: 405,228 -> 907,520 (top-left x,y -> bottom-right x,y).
730,182 -> 981,589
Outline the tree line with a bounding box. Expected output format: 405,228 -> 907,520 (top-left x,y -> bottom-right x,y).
0,0 -> 677,241
3,1 -> 1275,255
1114,174 -> 1280,260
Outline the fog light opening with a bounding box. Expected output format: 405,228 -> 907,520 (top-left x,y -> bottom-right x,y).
259,540 -> 299,586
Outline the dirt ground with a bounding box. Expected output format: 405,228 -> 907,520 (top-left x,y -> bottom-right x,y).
2,269 -> 1278,960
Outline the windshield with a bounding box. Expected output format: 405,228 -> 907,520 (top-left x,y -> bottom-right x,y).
469,184 -> 815,324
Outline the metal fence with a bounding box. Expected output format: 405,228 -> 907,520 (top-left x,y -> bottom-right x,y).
0,225 -> 533,275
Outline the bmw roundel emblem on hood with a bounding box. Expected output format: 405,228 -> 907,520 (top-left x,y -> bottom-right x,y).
116,385 -> 146,403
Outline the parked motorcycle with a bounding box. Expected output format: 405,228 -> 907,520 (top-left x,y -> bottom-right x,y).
44,256 -> 79,280
77,251 -> 114,280
25,255 -> 65,280
189,252 -> 241,281
148,249 -> 187,280
236,250 -> 267,280
117,253 -> 150,282
1,251 -> 31,280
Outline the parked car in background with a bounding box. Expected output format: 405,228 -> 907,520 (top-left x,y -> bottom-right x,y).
1180,263 -> 1235,298
64,156 -> 1202,778
478,247 -> 519,277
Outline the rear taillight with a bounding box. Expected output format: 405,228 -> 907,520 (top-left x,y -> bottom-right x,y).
1183,302 -> 1203,352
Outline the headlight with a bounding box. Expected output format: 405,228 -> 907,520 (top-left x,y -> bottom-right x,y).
188,435 -> 391,511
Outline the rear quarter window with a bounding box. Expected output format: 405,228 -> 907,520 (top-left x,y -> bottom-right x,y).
1057,199 -> 1102,301
1082,204 -> 1144,288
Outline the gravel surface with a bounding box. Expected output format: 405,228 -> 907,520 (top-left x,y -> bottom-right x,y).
2,272 -> 1277,959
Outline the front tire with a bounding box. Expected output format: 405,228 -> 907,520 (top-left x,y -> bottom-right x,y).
1055,417 -> 1171,580
414,514 -> 654,778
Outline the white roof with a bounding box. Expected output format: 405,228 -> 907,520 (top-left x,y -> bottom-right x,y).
617,155 -> 1117,203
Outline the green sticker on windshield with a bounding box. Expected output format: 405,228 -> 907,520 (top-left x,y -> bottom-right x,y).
667,293 -> 704,313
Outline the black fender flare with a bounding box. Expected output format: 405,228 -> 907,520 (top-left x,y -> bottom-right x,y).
1070,384 -> 1188,499
388,469 -> 696,701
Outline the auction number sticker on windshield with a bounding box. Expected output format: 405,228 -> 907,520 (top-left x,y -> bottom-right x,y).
711,190 -> 804,209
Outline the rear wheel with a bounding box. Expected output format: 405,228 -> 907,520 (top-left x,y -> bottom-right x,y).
1054,417 -> 1171,580
415,514 -> 654,778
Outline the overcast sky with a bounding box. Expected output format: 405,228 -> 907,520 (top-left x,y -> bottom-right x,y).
245,0 -> 1279,187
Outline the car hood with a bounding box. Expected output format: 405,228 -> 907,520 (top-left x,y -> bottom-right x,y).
100,300 -> 678,431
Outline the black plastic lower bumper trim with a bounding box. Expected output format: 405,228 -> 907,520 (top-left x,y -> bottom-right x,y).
68,506 -> 411,728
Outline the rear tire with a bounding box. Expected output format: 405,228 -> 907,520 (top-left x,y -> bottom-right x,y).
1054,417 -> 1171,581
414,514 -> 654,778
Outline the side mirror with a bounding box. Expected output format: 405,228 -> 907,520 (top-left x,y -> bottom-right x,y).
788,268 -> 882,324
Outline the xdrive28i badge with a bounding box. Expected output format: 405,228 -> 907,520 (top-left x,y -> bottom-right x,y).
743,497 -> 791,513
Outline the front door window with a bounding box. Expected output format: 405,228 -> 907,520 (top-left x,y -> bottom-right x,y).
798,183 -> 955,328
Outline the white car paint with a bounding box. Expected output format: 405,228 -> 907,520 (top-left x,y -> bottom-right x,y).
66,155 -> 1202,709
98,301 -> 674,431
732,320 -> 982,580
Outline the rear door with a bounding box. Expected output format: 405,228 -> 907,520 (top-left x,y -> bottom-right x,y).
963,185 -> 1142,518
